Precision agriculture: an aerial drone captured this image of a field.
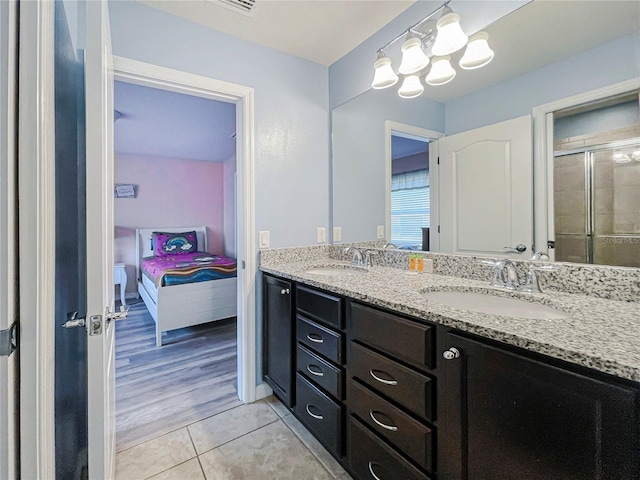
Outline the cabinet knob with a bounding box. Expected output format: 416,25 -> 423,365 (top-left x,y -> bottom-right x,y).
443,347 -> 461,360
280,288 -> 290,295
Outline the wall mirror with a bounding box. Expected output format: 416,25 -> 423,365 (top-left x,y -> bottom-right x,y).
331,0 -> 640,268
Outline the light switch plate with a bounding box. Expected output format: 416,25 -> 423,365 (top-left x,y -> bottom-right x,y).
377,225 -> 385,239
317,227 -> 326,244
259,230 -> 270,248
333,226 -> 342,242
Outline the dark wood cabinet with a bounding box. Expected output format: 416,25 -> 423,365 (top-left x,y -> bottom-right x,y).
438,331 -> 640,480
262,274 -> 294,407
262,274 -> 640,480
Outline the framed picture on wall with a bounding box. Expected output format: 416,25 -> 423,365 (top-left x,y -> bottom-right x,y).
114,183 -> 137,198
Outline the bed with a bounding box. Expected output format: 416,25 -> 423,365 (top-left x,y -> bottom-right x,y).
136,226 -> 237,346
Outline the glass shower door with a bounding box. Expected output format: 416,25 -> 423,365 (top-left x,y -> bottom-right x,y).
555,143 -> 640,268
592,144 -> 640,267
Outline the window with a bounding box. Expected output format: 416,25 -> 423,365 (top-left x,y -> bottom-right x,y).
391,169 -> 429,248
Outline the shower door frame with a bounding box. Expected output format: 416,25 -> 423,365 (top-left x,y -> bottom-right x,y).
552,137 -> 640,265
532,77 -> 640,260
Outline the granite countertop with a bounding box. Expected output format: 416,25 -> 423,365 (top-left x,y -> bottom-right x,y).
260,259 -> 640,382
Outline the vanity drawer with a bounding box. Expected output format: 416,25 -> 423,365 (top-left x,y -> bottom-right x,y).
297,343 -> 343,400
297,315 -> 343,364
350,302 -> 434,370
297,285 -> 343,328
349,379 -> 434,472
295,373 -> 343,457
348,416 -> 432,480
350,342 -> 434,421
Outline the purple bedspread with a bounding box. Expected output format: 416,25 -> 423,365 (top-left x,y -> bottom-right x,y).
141,252 -> 237,287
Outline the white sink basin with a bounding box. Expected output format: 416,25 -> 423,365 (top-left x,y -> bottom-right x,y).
424,291 -> 568,320
304,267 -> 368,276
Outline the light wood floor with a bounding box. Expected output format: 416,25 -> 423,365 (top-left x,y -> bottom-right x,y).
115,300 -> 241,452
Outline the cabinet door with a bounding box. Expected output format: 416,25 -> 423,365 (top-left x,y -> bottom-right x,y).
263,275 -> 294,407
439,331 -> 640,480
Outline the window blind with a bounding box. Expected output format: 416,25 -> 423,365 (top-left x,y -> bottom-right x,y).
391,169 -> 430,246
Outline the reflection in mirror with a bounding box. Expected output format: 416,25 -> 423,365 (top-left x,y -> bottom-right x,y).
390,134 -> 429,250
552,92 -> 640,267
331,0 -> 640,270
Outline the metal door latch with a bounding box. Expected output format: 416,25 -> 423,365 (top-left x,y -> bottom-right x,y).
0,322 -> 17,357
105,305 -> 129,326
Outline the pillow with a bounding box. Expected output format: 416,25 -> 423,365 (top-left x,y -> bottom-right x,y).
152,231 -> 198,256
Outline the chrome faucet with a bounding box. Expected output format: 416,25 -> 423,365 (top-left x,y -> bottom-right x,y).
531,251 -> 550,261
502,259 -> 520,290
363,250 -> 379,267
344,247 -> 363,266
382,243 -> 398,249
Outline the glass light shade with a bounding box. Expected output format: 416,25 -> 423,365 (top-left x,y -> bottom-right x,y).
431,12 -> 468,56
398,37 -> 430,74
371,56 -> 399,89
426,56 -> 456,86
459,31 -> 494,70
398,74 -> 424,98
613,151 -> 632,163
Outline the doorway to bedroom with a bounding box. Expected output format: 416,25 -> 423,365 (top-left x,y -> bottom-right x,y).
112,80 -> 242,451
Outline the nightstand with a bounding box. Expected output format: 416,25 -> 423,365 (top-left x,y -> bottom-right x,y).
114,263 -> 127,306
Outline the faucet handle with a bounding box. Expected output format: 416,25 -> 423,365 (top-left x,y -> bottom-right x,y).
521,263 -> 559,293
363,250 -> 379,267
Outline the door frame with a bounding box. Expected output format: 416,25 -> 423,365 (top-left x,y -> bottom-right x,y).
17,1 -> 57,479
531,77 -> 640,259
112,56 -> 258,404
385,121 -> 443,249
0,0 -> 19,479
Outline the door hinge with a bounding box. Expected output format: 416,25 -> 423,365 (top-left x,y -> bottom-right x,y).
437,156 -> 440,165
242,260 -> 246,269
547,240 -> 555,249
437,225 -> 441,234
0,321 -> 17,357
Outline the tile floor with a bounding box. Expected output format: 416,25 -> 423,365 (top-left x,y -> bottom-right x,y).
116,396 -> 353,480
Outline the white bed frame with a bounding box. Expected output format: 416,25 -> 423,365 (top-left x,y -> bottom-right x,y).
136,226 -> 237,346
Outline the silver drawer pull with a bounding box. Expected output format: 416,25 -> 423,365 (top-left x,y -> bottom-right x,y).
306,365 -> 324,377
306,333 -> 324,344
369,410 -> 398,432
369,369 -> 397,386
305,404 -> 323,420
368,461 -> 382,480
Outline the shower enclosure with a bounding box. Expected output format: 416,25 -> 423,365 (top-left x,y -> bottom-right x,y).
553,139 -> 640,268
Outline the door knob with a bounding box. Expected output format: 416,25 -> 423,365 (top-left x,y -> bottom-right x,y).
503,244 -> 527,253
443,347 -> 460,360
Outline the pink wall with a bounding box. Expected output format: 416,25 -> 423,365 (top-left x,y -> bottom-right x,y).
115,153 -> 225,294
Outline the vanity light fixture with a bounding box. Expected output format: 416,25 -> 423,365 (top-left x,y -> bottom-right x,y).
371,1 -> 494,96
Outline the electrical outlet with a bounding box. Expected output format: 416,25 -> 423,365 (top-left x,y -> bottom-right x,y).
259,230 -> 270,248
333,226 -> 342,242
317,227 -> 326,244
377,225 -> 385,239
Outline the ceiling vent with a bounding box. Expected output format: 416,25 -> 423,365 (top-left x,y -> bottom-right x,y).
207,0 -> 258,17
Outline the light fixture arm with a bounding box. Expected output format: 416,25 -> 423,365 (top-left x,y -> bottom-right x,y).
376,1 -> 451,53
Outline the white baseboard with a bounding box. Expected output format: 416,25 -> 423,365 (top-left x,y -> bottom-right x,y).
124,292 -> 140,300
255,382 -> 273,401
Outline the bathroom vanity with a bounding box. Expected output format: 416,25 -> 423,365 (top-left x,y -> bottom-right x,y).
261,247 -> 640,480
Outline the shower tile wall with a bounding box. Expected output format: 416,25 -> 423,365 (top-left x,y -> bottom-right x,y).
554,153 -> 587,263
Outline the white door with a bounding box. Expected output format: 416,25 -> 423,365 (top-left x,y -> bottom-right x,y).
85,1 -> 116,477
438,115 -> 532,258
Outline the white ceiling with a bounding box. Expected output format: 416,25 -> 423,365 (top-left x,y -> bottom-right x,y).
140,0 -> 416,66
